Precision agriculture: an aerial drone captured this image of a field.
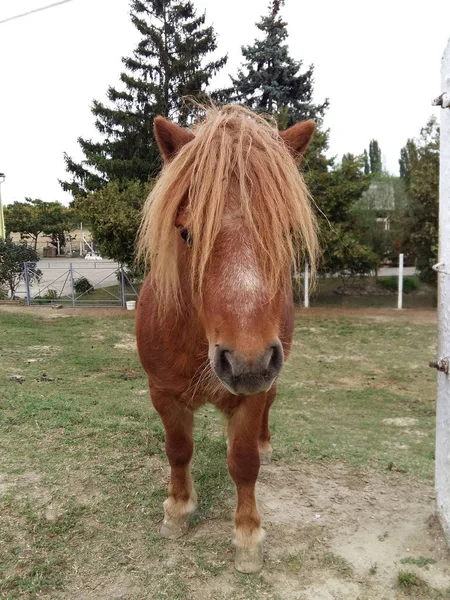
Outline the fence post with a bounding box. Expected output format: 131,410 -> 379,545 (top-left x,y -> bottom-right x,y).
304,262 -> 310,308
24,262 -> 31,306
434,38 -> 450,545
69,263 -> 76,307
120,266 -> 126,308
397,253 -> 404,309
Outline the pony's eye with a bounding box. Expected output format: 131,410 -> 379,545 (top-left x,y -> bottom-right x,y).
180,228 -> 192,247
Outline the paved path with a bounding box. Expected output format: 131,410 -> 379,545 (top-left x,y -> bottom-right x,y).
378,266 -> 416,277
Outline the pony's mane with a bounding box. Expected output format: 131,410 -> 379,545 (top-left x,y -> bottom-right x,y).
137,105 -> 318,310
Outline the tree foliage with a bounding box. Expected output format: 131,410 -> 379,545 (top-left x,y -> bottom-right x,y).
302,131 -> 374,276
61,0 -> 227,197
0,238 -> 41,299
223,0 -> 327,124
4,199 -> 72,251
400,117 -> 439,283
368,139 -> 382,174
72,180 -> 150,266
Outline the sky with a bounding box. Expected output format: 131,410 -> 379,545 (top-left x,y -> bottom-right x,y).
0,0 -> 449,206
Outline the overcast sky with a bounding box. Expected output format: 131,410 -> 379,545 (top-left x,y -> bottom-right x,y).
0,0 -> 449,206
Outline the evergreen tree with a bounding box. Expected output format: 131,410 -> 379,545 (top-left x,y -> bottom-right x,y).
302,131 -> 374,278
363,149 -> 370,175
61,0 -> 227,196
368,139 -> 382,174
399,139 -> 418,191
400,117 -> 439,283
224,0 -> 327,124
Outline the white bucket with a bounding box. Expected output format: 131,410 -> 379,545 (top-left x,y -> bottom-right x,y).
126,301 -> 136,311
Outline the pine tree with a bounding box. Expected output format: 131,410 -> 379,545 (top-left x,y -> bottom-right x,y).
225,0 -> 327,124
61,0 -> 227,196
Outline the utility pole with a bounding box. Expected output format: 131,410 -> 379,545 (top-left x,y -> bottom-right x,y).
0,173 -> 5,239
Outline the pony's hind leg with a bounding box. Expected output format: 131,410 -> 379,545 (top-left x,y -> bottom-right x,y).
258,388 -> 276,465
151,388 -> 196,539
227,396 -> 266,573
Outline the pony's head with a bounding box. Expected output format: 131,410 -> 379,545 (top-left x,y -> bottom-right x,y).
138,106 -> 318,395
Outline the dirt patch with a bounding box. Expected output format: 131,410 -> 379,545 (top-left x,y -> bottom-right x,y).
27,344 -> 61,354
258,463 -> 449,599
0,304 -> 436,325
134,389 -> 149,396
295,307 -> 437,326
57,572 -> 142,600
114,334 -> 137,350
0,471 -> 51,505
383,417 -> 419,427
188,463 -> 449,599
0,305 -> 133,319
2,464 -> 448,599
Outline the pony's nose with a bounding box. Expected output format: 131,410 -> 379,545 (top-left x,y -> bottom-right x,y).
213,341 -> 283,395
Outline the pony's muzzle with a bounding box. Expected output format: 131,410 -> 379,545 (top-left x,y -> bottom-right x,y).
213,340 -> 283,396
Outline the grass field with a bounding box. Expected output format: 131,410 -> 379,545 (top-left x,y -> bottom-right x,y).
0,307 -> 448,599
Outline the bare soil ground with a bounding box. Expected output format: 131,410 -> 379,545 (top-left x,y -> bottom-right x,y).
0,304 -> 438,324
1,460 -> 448,599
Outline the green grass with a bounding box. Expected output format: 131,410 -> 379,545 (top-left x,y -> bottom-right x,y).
0,309 -> 440,598
400,556 -> 437,568
275,316 -> 436,479
398,570 -> 419,588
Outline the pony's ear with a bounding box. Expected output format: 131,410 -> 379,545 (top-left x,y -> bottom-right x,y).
280,120 -> 315,164
154,116 -> 195,162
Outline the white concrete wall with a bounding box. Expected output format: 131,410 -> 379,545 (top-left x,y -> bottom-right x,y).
436,37 -> 450,543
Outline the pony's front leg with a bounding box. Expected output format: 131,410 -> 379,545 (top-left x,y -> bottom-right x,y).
258,388 -> 276,464
227,396 -> 265,574
151,389 -> 196,539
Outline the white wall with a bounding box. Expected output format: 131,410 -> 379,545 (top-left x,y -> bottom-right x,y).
435,38 -> 450,543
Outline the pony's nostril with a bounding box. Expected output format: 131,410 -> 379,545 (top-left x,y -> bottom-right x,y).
268,343 -> 283,375
219,349 -> 233,377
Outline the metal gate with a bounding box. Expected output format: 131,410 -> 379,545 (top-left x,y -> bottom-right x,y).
20,260 -> 139,308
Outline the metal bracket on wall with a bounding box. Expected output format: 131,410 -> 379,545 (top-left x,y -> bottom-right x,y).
432,262 -> 450,276
433,91 -> 450,108
429,358 -> 450,374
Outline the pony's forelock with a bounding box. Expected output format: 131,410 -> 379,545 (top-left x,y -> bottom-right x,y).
137,105 -> 319,311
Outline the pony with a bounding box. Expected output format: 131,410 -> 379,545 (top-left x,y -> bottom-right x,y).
136,105 -> 318,573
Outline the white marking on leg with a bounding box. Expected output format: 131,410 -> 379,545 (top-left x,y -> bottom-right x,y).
163,488 -> 197,521
234,526 -> 266,550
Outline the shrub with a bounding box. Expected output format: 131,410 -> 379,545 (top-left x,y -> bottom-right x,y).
44,289 -> 58,299
379,276 -> 420,294
74,277 -> 93,296
0,286 -> 8,300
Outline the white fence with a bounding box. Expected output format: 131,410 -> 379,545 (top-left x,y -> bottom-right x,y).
20,260 -> 138,307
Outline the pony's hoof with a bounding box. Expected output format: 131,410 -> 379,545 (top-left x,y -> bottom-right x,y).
259,451 -> 272,465
235,543 -> 264,573
160,518 -> 189,540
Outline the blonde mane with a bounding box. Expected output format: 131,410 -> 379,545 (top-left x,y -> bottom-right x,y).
137,105 -> 318,310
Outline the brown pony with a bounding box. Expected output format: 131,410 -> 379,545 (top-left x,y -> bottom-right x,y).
136,105 -> 318,573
